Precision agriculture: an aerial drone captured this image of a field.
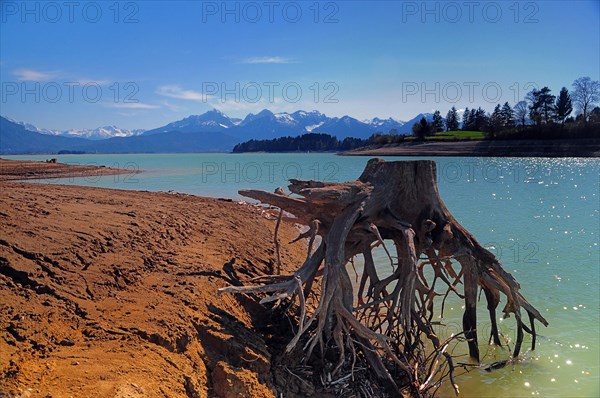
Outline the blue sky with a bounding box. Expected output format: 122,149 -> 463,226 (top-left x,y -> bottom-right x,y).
1,0 -> 599,130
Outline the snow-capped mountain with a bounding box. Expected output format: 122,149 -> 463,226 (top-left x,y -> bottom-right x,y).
239,109 -> 278,126
366,117 -> 406,133
63,126 -> 146,140
6,118 -> 63,136
142,109 -> 419,141
288,110 -> 329,129
235,109 -> 304,140
312,115 -> 374,139
144,109 -> 235,135
144,109 -> 329,141
6,117 -> 145,140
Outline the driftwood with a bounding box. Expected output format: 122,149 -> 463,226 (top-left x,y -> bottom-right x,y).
220,158 -> 548,396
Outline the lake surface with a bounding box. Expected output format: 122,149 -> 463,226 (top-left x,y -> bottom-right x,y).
4,153 -> 599,397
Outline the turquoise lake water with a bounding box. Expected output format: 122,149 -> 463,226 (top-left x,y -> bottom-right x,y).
4,153 -> 599,397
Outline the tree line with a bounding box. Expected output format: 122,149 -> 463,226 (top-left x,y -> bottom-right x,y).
232,131 -> 413,152
232,133 -> 371,152
411,76 -> 600,140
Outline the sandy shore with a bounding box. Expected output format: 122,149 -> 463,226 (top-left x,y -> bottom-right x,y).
341,139 -> 600,157
0,158 -> 137,181
0,161 -> 310,397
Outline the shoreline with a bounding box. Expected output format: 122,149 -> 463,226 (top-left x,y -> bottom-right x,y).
0,158 -> 139,181
4,137 -> 600,159
340,138 -> 600,157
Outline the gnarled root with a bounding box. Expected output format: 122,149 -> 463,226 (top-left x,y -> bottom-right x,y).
219,159 -> 548,395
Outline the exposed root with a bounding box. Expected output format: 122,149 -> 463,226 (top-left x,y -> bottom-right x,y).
219,159 -> 548,396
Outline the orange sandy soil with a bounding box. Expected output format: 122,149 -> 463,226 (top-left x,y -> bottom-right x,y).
0,158 -> 136,181
0,160 -> 311,397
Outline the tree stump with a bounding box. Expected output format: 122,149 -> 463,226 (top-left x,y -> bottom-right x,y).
220,158 -> 548,395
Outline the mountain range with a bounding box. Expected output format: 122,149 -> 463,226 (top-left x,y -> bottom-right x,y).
142,109 -> 434,141
6,117 -> 146,140
0,110 -> 434,154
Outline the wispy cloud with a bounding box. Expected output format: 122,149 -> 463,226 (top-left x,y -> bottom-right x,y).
241,56 -> 294,64
13,68 -> 59,81
106,103 -> 160,109
156,85 -> 206,101
161,101 -> 187,112
12,68 -> 112,86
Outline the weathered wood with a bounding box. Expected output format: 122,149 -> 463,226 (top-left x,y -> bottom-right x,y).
220,158 -> 548,395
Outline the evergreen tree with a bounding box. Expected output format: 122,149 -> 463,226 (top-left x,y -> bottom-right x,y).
538,87 -> 556,123
527,89 -> 543,125
529,87 -> 556,124
462,107 -> 470,130
474,107 -> 488,131
445,106 -> 459,131
554,87 -> 573,124
468,108 -> 478,129
501,102 -> 515,128
463,107 -> 478,130
432,110 -> 444,133
490,104 -> 503,134
412,117 -> 431,140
